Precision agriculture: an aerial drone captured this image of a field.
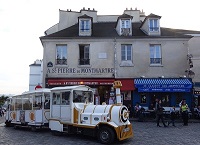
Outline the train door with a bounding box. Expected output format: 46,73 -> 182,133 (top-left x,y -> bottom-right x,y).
52,91 -> 71,122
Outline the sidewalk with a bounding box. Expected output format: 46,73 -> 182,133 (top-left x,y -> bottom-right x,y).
129,117 -> 200,123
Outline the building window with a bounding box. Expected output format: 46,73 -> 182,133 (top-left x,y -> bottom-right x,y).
149,19 -> 159,32
150,44 -> 162,65
121,20 -> 131,36
121,20 -> 130,28
80,20 -> 90,32
56,45 -> 67,65
79,45 -> 90,65
121,44 -> 132,61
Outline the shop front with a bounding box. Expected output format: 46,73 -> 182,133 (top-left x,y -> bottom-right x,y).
46,78 -> 115,105
116,79 -> 135,107
46,78 -> 135,105
133,78 -> 193,109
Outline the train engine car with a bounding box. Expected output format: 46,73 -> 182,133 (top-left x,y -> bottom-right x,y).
49,83 -> 133,144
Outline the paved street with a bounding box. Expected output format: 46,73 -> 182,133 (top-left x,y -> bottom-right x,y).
0,116 -> 200,145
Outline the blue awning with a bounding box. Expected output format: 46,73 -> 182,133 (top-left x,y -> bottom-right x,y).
134,78 -> 192,92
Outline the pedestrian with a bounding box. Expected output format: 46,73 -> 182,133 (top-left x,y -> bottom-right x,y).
180,99 -> 189,126
134,103 -> 141,117
127,104 -> 133,118
156,100 -> 167,127
168,106 -> 176,127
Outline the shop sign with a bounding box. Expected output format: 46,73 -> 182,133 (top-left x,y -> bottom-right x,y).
138,88 -> 190,92
47,67 -> 114,74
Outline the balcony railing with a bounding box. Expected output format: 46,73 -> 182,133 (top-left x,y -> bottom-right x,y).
150,58 -> 162,64
56,59 -> 67,65
79,58 -> 90,65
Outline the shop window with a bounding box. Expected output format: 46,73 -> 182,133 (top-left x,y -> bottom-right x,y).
141,94 -> 147,104
123,91 -> 131,100
161,95 -> 170,107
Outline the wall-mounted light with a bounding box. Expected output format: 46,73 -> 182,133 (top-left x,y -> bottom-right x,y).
140,76 -> 145,78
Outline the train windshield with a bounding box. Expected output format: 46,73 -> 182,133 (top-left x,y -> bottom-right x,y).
73,90 -> 93,103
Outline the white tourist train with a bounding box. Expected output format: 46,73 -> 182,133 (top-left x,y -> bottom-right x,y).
5,88 -> 51,131
5,81 -> 133,144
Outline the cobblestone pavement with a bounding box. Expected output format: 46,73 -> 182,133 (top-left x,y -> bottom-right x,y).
0,117 -> 200,145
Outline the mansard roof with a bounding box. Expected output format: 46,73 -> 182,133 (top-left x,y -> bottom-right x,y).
40,22 -> 192,39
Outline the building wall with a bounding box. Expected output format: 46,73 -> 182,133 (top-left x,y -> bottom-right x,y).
115,38 -> 190,78
42,37 -> 190,82
29,60 -> 42,91
42,39 -> 115,83
188,36 -> 200,83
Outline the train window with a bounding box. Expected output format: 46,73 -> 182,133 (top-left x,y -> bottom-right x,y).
52,93 -> 61,105
44,93 -> 50,109
23,95 -> 31,110
15,96 -> 22,110
73,90 -> 92,103
33,93 -> 42,109
61,92 -> 70,105
73,91 -> 84,103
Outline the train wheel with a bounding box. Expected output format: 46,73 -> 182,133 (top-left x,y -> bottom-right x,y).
14,125 -> 19,129
5,121 -> 11,127
31,126 -> 37,132
51,130 -> 62,136
97,127 -> 115,144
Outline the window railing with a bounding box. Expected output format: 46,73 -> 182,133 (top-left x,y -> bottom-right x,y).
121,28 -> 131,36
79,58 -> 90,65
56,59 -> 67,65
150,58 -> 162,64
149,27 -> 159,31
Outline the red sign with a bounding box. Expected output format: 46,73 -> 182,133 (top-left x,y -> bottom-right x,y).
35,85 -> 42,90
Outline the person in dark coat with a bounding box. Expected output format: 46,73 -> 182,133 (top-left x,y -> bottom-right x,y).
156,100 -> 167,127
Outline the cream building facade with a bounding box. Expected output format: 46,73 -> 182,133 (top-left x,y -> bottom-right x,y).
40,7 -> 198,108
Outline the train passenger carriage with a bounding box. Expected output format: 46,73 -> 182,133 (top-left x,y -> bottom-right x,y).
5,88 -> 51,131
49,84 -> 133,144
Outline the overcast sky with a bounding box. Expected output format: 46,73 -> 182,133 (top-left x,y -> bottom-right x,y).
0,0 -> 200,95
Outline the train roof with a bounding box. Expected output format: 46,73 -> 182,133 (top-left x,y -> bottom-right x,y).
21,88 -> 51,95
50,85 -> 92,91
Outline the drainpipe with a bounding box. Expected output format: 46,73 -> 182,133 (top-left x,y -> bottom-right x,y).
114,38 -> 117,78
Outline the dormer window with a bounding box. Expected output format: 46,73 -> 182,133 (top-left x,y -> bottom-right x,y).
140,13 -> 161,36
78,14 -> 92,36
116,14 -> 133,36
80,20 -> 90,32
121,19 -> 131,36
149,19 -> 159,32
121,20 -> 130,28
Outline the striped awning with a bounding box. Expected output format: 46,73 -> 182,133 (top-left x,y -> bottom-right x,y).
134,78 -> 192,92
